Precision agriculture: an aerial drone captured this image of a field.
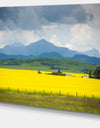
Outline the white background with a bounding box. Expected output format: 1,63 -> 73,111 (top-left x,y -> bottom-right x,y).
0,102 -> 100,128
0,0 -> 100,7
0,0 -> 100,128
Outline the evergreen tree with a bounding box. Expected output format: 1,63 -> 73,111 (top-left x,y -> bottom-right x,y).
88,69 -> 92,78
93,66 -> 100,79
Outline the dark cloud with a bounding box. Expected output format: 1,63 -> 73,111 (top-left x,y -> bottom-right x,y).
0,6 -> 45,30
43,5 -> 92,24
17,6 -> 46,30
0,5 -> 93,30
0,7 -> 19,30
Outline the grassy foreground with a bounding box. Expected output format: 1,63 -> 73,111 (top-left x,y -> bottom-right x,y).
0,88 -> 100,114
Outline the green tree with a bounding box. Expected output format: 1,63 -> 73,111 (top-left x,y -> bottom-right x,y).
88,69 -> 92,78
38,70 -> 41,74
93,66 -> 100,79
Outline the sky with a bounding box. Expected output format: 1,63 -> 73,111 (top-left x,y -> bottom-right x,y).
0,4 -> 100,52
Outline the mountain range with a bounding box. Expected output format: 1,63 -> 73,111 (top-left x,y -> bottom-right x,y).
81,48 -> 100,58
0,39 -> 78,57
0,39 -> 100,65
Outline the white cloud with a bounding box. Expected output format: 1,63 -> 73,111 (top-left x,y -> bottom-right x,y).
71,24 -> 92,43
42,24 -> 57,30
0,29 -> 38,48
50,34 -> 61,47
0,31 -> 5,48
23,30 -> 38,45
81,5 -> 100,52
65,24 -> 96,51
65,43 -> 73,50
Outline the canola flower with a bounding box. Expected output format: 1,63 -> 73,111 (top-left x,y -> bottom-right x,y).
0,68 -> 100,98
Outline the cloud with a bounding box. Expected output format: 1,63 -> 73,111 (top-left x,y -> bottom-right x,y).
0,5 -> 93,31
50,34 -> 61,47
0,6 -> 48,30
42,24 -> 57,30
22,30 -> 38,45
71,24 -> 92,43
65,24 -> 96,51
0,4 -> 100,52
43,5 -> 92,24
17,6 -> 48,30
82,4 -> 100,27
0,31 -> 5,47
0,29 -> 38,47
0,7 -> 19,30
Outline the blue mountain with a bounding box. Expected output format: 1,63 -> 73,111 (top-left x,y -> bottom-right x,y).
0,39 -> 100,66
70,54 -> 100,66
0,39 -> 78,57
81,48 -> 100,58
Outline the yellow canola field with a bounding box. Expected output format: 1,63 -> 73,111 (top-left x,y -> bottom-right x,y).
0,68 -> 100,98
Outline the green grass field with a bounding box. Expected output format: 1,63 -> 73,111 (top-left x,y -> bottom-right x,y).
0,88 -> 100,114
0,58 -> 95,73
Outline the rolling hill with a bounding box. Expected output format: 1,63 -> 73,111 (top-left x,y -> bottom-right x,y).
0,53 -> 35,59
0,52 -> 100,65
71,54 -> 100,66
0,57 -> 96,74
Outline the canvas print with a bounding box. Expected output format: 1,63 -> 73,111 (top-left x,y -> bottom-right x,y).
0,4 -> 100,114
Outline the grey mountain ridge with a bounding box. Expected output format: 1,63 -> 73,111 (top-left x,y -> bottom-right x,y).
81,48 -> 100,58
0,39 -> 78,57
0,39 -> 100,58
0,39 -> 100,66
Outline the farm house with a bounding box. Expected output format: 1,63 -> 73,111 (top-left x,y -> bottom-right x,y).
65,74 -> 72,77
82,75 -> 89,78
52,69 -> 62,74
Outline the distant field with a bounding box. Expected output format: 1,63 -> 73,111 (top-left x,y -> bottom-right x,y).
0,58 -> 96,73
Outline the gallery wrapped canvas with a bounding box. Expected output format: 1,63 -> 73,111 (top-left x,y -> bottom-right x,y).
0,4 -> 100,114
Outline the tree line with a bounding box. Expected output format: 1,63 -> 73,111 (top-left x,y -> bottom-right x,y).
88,66 -> 100,79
